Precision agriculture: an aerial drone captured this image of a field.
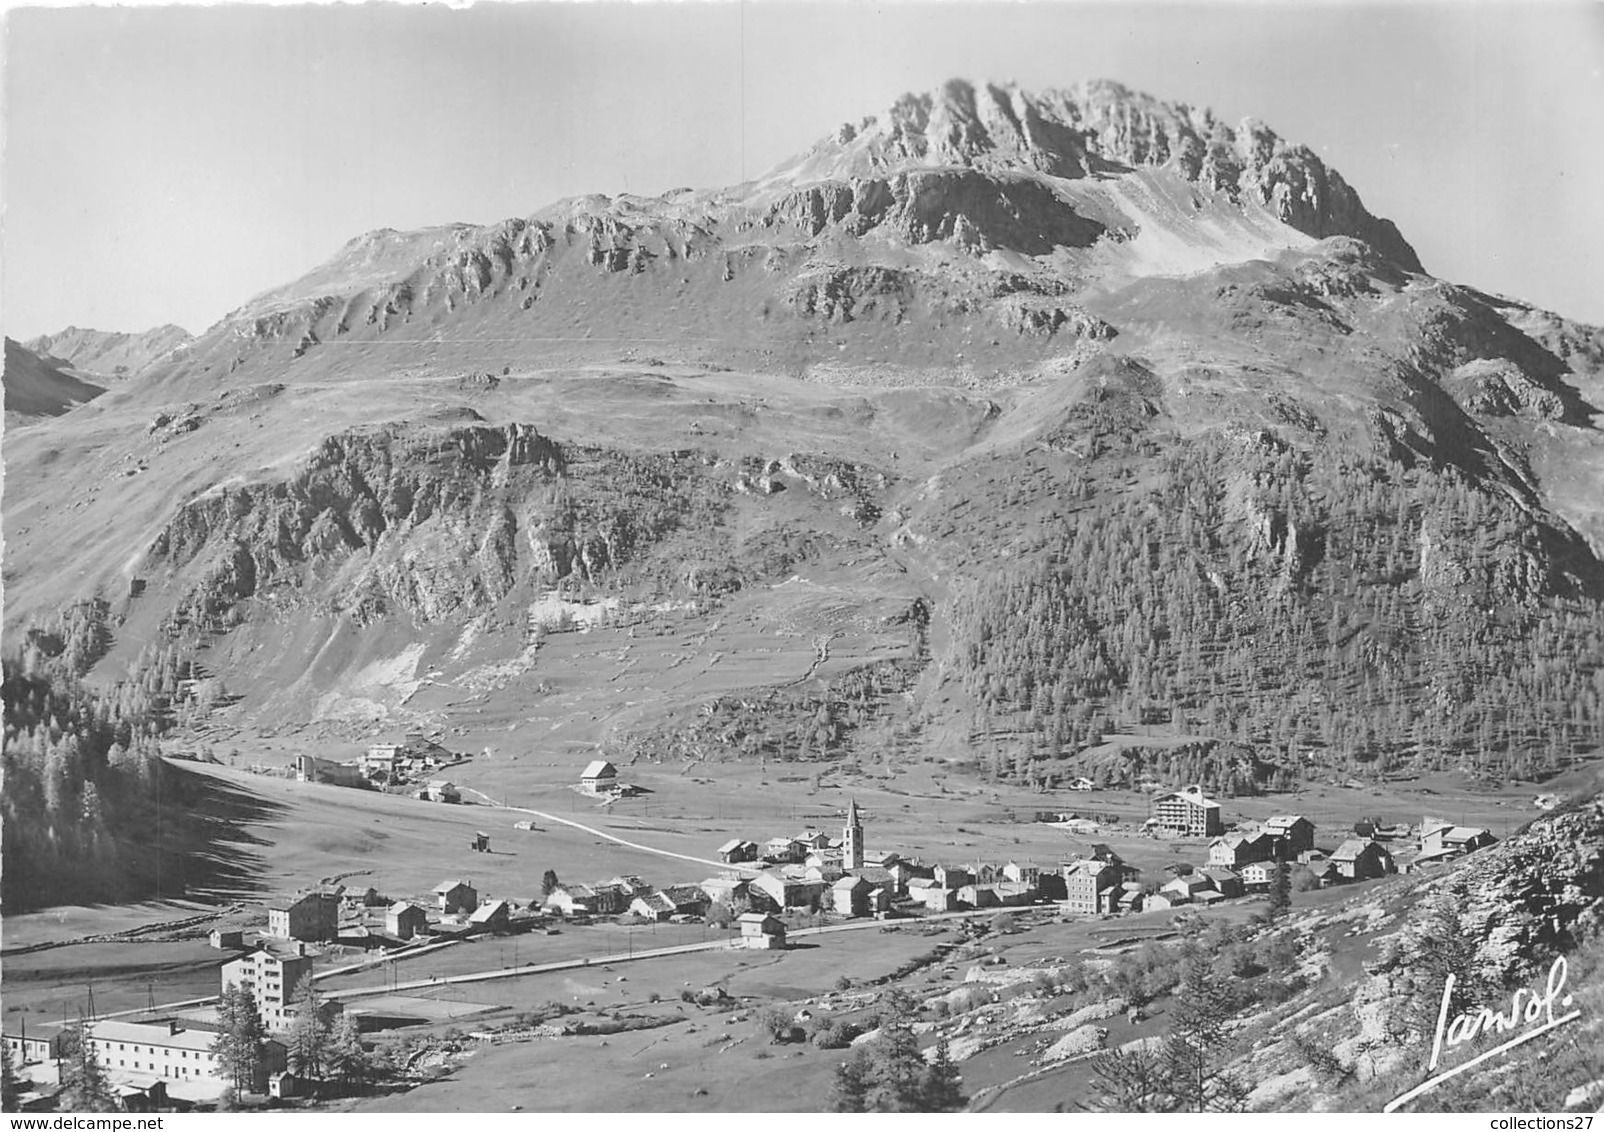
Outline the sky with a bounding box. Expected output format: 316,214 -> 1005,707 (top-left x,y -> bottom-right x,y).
3,1 -> 1603,341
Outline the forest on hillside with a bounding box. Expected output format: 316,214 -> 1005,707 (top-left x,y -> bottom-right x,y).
947,435 -> 1604,789
1,642 -> 202,911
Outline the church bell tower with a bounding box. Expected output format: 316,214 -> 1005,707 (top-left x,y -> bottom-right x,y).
843,799 -> 864,870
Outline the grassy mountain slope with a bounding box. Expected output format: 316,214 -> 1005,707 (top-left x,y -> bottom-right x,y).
4,78 -> 1603,796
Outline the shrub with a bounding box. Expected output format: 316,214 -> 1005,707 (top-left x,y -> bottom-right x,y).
807,1017 -> 862,1050
756,1006 -> 795,1043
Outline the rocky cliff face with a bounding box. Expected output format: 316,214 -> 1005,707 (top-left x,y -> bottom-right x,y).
147,422 -> 572,628
137,419 -> 801,636
769,78 -> 1421,270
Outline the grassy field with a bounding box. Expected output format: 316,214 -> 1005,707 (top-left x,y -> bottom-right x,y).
0,720 -> 1566,1113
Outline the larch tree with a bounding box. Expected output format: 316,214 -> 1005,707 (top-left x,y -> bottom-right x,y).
58,1020 -> 114,1113
286,974 -> 330,1082
214,983 -> 266,1095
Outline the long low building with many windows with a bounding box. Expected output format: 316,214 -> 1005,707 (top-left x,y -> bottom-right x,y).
87,1018 -> 286,1099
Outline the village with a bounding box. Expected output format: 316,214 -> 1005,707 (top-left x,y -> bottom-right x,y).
2,743 -> 1503,1113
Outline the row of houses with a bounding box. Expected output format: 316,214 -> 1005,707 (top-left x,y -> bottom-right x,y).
360,733 -> 458,784
710,803 -> 1080,918
253,877 -> 512,955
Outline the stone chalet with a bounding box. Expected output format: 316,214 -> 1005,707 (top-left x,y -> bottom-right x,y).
1238,861 -> 1280,891
1417,821 -> 1497,864
1003,861 -> 1040,886
386,902 -> 429,939
1208,831 -> 1274,870
907,877 -> 957,912
763,837 -> 807,864
718,839 -> 759,864
1330,838 -> 1396,881
467,899 -> 511,933
592,882 -> 638,915
1160,874 -> 1215,904
832,875 -> 871,917
1109,882 -> 1145,913
434,879 -> 479,914
1063,859 -> 1123,915
545,883 -> 599,916
1260,815 -> 1317,858
958,881 -> 1036,909
699,876 -> 750,907
751,870 -> 824,910
1085,844 -> 1141,880
630,885 -> 709,922
738,912 -> 786,950
266,888 -> 340,943
1201,868 -> 1244,898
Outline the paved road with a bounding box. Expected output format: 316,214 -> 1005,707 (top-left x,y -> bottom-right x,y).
458,787 -> 765,876
323,905 -> 1041,1001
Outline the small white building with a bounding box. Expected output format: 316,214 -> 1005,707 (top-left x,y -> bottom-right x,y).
386,902 -> 428,939
581,760 -> 618,794
738,912 -> 786,950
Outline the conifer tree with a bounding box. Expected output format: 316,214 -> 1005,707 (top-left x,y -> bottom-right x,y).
1266,859 -> 1291,920
1,1040 -> 21,1112
214,983 -> 266,1095
1083,1045 -> 1171,1112
326,1014 -> 367,1091
1164,955 -> 1237,1112
58,1020 -> 113,1113
828,1049 -> 870,1113
920,1037 -> 965,1111
287,974 -> 330,1081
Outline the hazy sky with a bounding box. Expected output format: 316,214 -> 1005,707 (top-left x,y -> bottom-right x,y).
3,1 -> 1602,340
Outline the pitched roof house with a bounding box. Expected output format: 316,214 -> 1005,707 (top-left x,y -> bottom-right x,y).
467,899 -> 510,932
433,879 -> 478,914
1207,832 -> 1273,869
386,901 -> 429,939
763,837 -> 806,864
717,839 -> 759,864
1201,868 -> 1244,898
1260,815 -> 1316,856
831,875 -> 871,917
738,912 -> 786,950
1330,838 -> 1395,881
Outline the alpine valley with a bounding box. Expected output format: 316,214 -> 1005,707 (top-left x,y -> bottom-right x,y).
3,79 -> 1601,1114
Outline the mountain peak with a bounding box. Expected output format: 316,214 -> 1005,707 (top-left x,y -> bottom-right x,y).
767,77 -> 1421,273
